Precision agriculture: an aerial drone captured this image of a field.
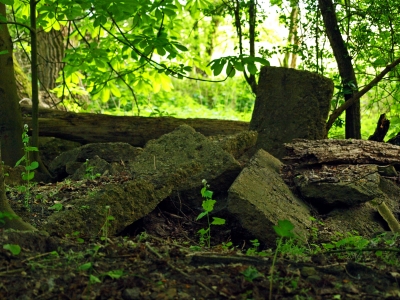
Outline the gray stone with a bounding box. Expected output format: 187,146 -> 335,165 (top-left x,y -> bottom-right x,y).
49,142 -> 142,179
44,125 -> 242,237
38,137 -> 81,168
209,130 -> 258,159
250,66 -> 333,159
130,124 -> 242,192
227,149 -> 311,245
122,287 -> 141,300
295,165 -> 384,211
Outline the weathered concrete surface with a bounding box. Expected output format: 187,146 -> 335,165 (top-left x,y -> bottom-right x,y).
320,177 -> 400,238
44,125 -> 242,236
227,149 -> 311,246
294,164 -> 385,212
49,142 -> 142,180
250,66 -> 333,159
129,125 -> 242,192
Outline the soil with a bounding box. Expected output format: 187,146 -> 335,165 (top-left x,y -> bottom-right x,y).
1,177 -> 400,300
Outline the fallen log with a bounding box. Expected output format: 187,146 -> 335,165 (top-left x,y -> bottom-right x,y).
20,105 -> 249,147
283,139 -> 400,166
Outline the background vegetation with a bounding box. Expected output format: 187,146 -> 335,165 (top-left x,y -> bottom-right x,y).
2,0 -> 400,141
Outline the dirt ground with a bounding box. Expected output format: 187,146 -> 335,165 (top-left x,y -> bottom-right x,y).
1,177 -> 400,300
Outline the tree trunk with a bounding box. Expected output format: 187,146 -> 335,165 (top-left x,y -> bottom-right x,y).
283,3 -> 300,69
0,142 -> 36,230
318,0 -> 361,139
30,0 -> 40,163
0,4 -> 24,166
284,139 -> 400,166
20,105 -> 249,146
37,28 -> 65,91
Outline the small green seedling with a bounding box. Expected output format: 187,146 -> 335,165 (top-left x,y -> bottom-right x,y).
269,219 -> 296,300
100,206 -> 114,245
246,239 -> 267,256
241,266 -> 264,282
83,159 -> 101,180
196,180 -> 226,248
14,124 -> 39,210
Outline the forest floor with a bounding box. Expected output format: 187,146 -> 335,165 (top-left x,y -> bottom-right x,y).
1,178 -> 400,300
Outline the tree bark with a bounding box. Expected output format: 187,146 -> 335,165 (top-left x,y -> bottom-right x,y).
20,105 -> 249,146
318,0 -> 361,139
37,28 -> 65,91
284,139 -> 400,167
30,0 -> 39,163
0,4 -> 24,166
0,142 -> 36,230
368,114 -> 390,142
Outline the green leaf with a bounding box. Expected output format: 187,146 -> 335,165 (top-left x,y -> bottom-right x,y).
22,172 -> 35,181
109,83 -> 122,97
233,60 -> 244,71
196,211 -> 207,221
202,199 -> 216,212
212,61 -> 224,76
226,63 -> 236,77
371,58 -> 387,67
163,9 -> 176,17
247,63 -> 257,75
173,43 -> 188,52
201,187 -> 213,199
252,57 -> 270,66
14,156 -> 26,167
49,203 -> 63,211
104,269 -> 124,279
156,46 -> 166,56
155,9 -> 163,20
211,217 -> 226,225
25,146 -> 38,152
273,219 -> 295,238
0,0 -> 14,4
78,262 -> 92,271
90,275 -> 101,283
3,244 -> 21,255
26,161 -> 39,171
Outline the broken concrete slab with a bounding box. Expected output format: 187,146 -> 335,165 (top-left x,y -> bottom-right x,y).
49,142 -> 142,180
227,149 -> 311,246
44,125 -> 242,237
294,165 -> 385,213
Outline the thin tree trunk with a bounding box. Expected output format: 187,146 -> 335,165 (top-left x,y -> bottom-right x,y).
318,0 -> 361,139
0,4 -> 24,166
283,4 -> 300,69
30,0 -> 39,161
